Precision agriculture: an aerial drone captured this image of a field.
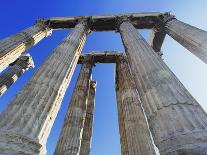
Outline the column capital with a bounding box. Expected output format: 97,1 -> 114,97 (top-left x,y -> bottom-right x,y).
81,54 -> 97,67
10,54 -> 35,70
116,54 -> 127,64
36,19 -> 52,37
75,17 -> 92,34
115,15 -> 133,32
90,80 -> 97,89
155,12 -> 176,31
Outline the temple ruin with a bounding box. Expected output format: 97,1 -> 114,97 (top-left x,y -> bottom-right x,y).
0,12 -> 207,155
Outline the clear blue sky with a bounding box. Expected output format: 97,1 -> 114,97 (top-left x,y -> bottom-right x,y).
1,1 -> 207,155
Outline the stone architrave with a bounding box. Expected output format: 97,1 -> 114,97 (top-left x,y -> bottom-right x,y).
54,63 -> 92,155
0,21 -> 89,155
79,80 -> 96,155
0,54 -> 34,96
115,57 -> 155,155
0,20 -> 52,71
119,20 -> 207,155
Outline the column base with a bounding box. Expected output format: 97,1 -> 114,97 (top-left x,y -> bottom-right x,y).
0,131 -> 45,155
159,130 -> 207,155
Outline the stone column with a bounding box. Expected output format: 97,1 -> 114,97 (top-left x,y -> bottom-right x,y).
79,80 -> 96,155
115,56 -> 155,155
0,21 -> 89,155
54,63 -> 92,155
0,54 -> 34,96
162,13 -> 207,64
0,20 -> 52,72
149,28 -> 165,57
118,21 -> 207,155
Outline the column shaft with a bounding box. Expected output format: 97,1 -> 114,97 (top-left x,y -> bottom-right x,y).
0,55 -> 34,96
165,16 -> 207,64
119,21 -> 207,155
79,80 -> 96,155
149,28 -> 165,56
54,63 -> 92,155
0,21 -> 52,71
116,57 -> 155,155
0,22 -> 88,155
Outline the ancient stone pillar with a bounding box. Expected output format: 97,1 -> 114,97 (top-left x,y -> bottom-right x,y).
0,54 -> 34,96
149,28 -> 165,57
162,13 -> 207,64
54,63 -> 92,155
0,21 -> 89,155
0,20 -> 52,72
79,80 -> 96,155
115,57 -> 155,155
118,21 -> 207,155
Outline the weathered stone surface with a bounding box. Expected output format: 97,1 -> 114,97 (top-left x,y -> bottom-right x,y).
78,51 -> 124,64
115,57 -> 155,155
119,21 -> 207,155
0,21 -> 52,72
79,80 -> 96,155
0,54 -> 34,96
0,21 -> 88,155
163,14 -> 207,64
54,63 -> 92,155
43,12 -> 163,31
149,28 -> 165,56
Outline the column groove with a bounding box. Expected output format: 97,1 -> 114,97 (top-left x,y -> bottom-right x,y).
119,21 -> 207,155
79,80 -> 96,155
163,13 -> 207,64
0,21 -> 89,155
115,56 -> 155,155
0,55 -> 34,96
0,21 -> 52,71
54,63 -> 92,155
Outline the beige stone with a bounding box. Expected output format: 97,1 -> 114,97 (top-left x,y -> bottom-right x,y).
0,54 -> 34,96
116,57 -> 155,155
0,21 -> 52,72
54,63 -> 92,155
164,14 -> 207,64
79,80 -> 96,155
119,21 -> 207,155
0,21 -> 89,155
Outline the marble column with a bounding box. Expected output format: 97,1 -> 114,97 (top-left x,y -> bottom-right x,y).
79,80 -> 96,155
163,13 -> 207,64
54,63 -> 92,155
0,20 -> 52,72
0,21 -> 89,155
149,28 -> 165,57
118,21 -> 207,155
0,54 -> 34,96
115,57 -> 155,155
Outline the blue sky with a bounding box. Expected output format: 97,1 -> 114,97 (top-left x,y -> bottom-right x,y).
1,0 -> 207,155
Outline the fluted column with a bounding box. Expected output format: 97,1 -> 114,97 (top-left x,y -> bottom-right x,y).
0,54 -> 34,96
0,21 -> 89,155
115,57 -> 155,155
149,28 -> 165,57
118,21 -> 207,155
162,13 -> 207,64
0,20 -> 52,72
79,80 -> 96,155
54,63 -> 92,155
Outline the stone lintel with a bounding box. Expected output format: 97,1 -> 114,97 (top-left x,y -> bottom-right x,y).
41,12 -> 165,31
78,51 -> 125,64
